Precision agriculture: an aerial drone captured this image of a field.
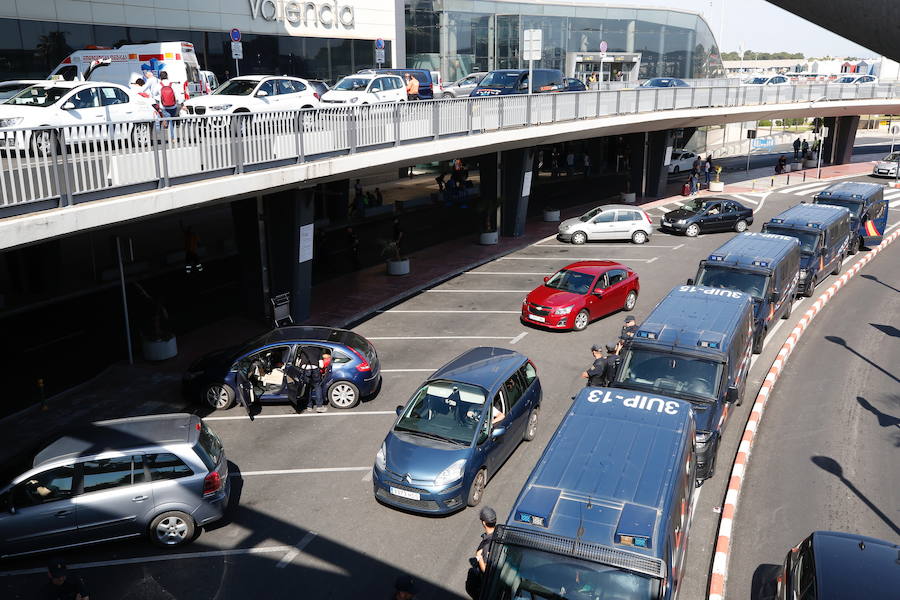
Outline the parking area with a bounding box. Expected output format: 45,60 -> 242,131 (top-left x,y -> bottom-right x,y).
2,173 -> 899,599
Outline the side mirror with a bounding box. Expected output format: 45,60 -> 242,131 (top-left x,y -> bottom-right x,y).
770,291 -> 779,303
491,427 -> 506,439
686,278 -> 694,285
395,405 -> 404,417
62,102 -> 75,110
256,90 -> 269,97
725,386 -> 739,404
543,276 -> 550,283
593,289 -> 603,297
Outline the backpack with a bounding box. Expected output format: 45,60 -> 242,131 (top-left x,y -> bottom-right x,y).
160,83 -> 177,108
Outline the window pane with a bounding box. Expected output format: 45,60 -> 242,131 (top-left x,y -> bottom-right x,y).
147,453 -> 193,481
522,362 -> 537,385
82,456 -> 133,493
13,466 -> 74,507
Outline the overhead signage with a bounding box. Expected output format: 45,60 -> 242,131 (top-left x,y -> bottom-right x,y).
249,0 -> 355,28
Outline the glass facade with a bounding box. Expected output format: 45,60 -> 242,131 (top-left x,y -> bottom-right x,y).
405,0 -> 725,83
0,18 -> 392,84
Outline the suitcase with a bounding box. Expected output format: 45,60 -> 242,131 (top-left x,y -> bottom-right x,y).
682,183 -> 691,196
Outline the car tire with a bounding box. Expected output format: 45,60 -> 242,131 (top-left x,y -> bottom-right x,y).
849,235 -> 860,255
149,511 -> 195,548
752,330 -> 764,354
204,384 -> 236,410
685,223 -> 700,237
624,290 -> 638,311
802,276 -> 815,298
631,230 -> 649,244
442,93 -> 453,99
571,231 -> 588,245
467,469 -> 487,507
31,129 -> 59,157
573,309 -> 590,331
130,122 -> 152,147
734,219 -> 748,232
781,298 -> 793,319
523,409 -> 539,441
831,253 -> 843,275
328,381 -> 360,409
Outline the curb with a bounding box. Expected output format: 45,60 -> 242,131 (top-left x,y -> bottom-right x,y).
707,226 -> 900,600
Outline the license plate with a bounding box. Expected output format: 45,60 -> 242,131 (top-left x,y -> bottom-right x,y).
390,487 -> 420,500
529,314 -> 546,322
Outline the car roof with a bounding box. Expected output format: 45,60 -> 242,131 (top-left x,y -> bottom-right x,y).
816,181 -> 882,202
428,347 -> 526,391
33,413 -> 201,468
704,232 -> 800,269
812,531 -> 900,597
561,260 -> 625,274
247,326 -> 359,347
767,203 -> 850,228
601,203 -> 645,212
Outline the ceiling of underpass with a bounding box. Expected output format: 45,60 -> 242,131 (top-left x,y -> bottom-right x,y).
767,0 -> 898,60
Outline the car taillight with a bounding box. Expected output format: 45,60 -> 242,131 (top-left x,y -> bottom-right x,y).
203,471 -> 221,496
642,211 -> 651,223
349,347 -> 371,372
313,91 -> 320,100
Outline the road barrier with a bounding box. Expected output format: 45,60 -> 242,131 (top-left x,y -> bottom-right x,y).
707,226 -> 900,600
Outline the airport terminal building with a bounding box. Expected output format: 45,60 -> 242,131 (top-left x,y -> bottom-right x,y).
1,0 -> 723,84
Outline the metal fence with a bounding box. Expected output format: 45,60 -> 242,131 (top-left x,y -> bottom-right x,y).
1,82 -> 897,217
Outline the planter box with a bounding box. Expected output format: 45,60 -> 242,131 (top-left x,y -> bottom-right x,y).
142,336 -> 177,361
803,159 -> 817,168
708,181 -> 725,192
621,192 -> 636,204
790,162 -> 802,172
386,259 -> 410,276
479,231 -> 499,245
542,209 -> 560,222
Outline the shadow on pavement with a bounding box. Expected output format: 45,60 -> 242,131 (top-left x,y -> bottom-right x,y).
860,273 -> 900,294
823,335 -> 899,384
869,322 -> 900,338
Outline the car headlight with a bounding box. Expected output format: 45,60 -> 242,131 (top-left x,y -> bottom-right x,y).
677,219 -> 687,225
375,442 -> 386,471
0,117 -> 23,128
209,104 -> 233,111
349,97 -> 359,103
553,305 -> 574,315
434,458 -> 466,486
695,430 -> 713,453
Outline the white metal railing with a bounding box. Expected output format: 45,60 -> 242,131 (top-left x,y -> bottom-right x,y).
1,82 -> 897,216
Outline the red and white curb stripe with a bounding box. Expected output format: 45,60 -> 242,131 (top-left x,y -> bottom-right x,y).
707,227 -> 900,600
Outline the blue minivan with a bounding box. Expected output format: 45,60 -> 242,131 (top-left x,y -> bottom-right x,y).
481,387 -> 697,600
470,68 -> 565,96
373,347 -> 541,514
612,285 -> 754,481
813,181 -> 888,252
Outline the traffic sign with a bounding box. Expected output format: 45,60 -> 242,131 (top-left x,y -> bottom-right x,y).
375,38 -> 385,50
375,48 -> 385,64
231,41 -> 243,60
230,28 -> 241,43
599,40 -> 608,53
523,29 -> 542,62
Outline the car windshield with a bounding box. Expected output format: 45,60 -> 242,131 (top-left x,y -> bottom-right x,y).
482,544 -> 660,600
696,266 -> 768,298
836,77 -> 855,83
883,152 -> 900,162
395,380 -> 486,445
616,348 -> 723,402
193,422 -> 224,471
815,198 -> 863,217
642,78 -> 673,87
764,226 -> 821,254
746,77 -> 768,84
214,80 -> 259,96
579,207 -> 603,222
479,71 -> 521,89
545,269 -> 595,295
0,84 -> 32,102
334,77 -> 370,91
5,85 -> 68,107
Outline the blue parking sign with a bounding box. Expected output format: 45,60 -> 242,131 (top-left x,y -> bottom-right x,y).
230,28 -> 241,43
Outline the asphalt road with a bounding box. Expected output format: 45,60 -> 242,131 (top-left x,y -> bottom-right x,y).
725,177 -> 900,599
1,172 -> 898,599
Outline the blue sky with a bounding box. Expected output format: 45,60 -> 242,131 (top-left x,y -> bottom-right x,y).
570,0 -> 874,58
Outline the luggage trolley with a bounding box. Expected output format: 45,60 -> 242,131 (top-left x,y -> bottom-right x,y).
270,292 -> 294,328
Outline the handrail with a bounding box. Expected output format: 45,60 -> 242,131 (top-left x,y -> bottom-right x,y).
0,82 -> 896,217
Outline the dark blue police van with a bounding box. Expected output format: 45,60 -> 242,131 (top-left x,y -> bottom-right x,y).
480,387 -> 696,600
762,203 -> 851,297
689,232 -> 801,354
813,181 -> 888,251
611,285 -> 754,481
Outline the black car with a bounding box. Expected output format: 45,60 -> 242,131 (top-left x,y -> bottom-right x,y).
565,78 -> 587,91
659,197 -> 754,237
182,326 -> 381,411
640,77 -> 690,88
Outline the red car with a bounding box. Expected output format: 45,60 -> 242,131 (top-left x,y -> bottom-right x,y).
521,261 -> 640,331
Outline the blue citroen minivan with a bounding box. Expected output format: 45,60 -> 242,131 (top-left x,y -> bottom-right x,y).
373,347 -> 541,514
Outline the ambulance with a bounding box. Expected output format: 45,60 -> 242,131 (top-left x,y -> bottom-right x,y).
48,42 -> 206,99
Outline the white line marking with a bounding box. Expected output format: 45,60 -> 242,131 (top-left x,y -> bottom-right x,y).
464,271 -> 545,275
533,244 -> 679,248
510,332 -> 528,345
733,194 -> 758,205
361,469 -> 373,482
381,309 -> 520,314
368,336 -> 516,340
890,199 -> 900,208
424,289 -> 531,293
381,368 -> 436,373
499,256 -> 658,262
885,220 -> 900,234
646,257 -> 658,264
276,531 -> 317,568
203,411 -> 396,421
533,233 -> 559,245
783,181 -> 829,194
792,185 -> 828,196
673,244 -> 685,250
0,546 -> 298,577
234,467 -> 372,476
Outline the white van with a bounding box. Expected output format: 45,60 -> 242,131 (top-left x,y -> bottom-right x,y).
49,42 -> 205,99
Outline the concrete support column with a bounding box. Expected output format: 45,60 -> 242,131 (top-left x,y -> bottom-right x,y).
500,148 -> 535,238
230,197 -> 266,319
263,188 -> 315,323
321,180 -> 349,222
626,20 -> 635,53
823,115 -> 859,165
627,130 -> 676,199
475,152 -> 499,233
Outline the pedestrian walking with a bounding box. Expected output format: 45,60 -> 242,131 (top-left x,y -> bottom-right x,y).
551,148 -> 560,178
801,139 -> 810,157
581,345 -> 609,387
392,218 -> 404,257
346,226 -> 360,270
692,156 -> 701,172
466,506 -> 497,599
181,222 -> 202,273
566,152 -> 575,177
44,559 -> 90,600
392,575 -> 418,600
405,73 -> 420,100
159,70 -> 180,118
793,137 -> 801,159
704,156 -> 712,185
583,153 -> 591,177
689,171 -> 699,195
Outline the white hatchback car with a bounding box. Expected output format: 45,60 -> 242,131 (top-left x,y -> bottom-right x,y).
320,73 -> 406,105
182,76 -> 320,116
667,150 -> 699,174
0,81 -> 157,154
743,75 -> 789,86
557,204 -> 654,245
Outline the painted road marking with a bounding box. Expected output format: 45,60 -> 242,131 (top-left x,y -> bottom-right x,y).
532,244 -> 679,248
276,531 -> 318,568
204,411 -> 396,421
380,309 -> 520,314
234,467 -> 372,477
731,194 -> 758,205
499,256 -> 659,262
464,271 -> 546,275
890,199 -> 900,208
0,546 -> 299,577
424,289 -> 531,293
381,368 -> 436,373
361,469 -> 373,482
510,332 -> 528,344
368,335 -> 521,341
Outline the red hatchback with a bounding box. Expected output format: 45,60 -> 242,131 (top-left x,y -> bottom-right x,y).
521,261 -> 640,331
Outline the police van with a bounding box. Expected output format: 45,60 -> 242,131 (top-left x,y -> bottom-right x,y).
611,285 -> 754,481
813,181 -> 888,251
762,204 -> 851,297
480,387 -> 696,600
688,232 -> 801,354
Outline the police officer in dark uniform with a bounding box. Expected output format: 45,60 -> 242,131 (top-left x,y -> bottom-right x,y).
466,506 -> 497,599
581,345 -> 609,387
605,343 -> 622,384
